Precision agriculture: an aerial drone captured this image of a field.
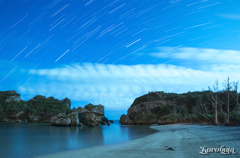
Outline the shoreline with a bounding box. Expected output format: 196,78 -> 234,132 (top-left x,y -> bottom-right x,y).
37,124 -> 240,158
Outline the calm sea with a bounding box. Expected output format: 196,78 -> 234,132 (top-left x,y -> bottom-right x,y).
0,121 -> 156,158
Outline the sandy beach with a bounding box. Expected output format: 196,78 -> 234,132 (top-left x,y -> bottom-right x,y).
37,124 -> 240,158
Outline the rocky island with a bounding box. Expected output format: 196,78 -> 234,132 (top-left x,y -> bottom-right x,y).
0,90 -> 110,127
120,91 -> 240,125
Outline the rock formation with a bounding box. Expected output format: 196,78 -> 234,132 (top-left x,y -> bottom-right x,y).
119,100 -> 175,124
120,91 -> 240,125
109,120 -> 114,123
0,90 -> 107,127
69,112 -> 79,126
51,112 -> 80,126
51,113 -> 71,126
101,116 -> 111,125
51,104 -> 105,127
0,91 -> 72,123
78,104 -> 104,127
119,114 -> 134,124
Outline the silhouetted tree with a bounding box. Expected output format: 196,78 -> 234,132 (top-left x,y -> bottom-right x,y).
209,80 -> 219,124
232,80 -> 239,107
223,76 -> 231,124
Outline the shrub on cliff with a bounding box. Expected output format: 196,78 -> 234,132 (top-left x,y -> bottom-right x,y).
126,89 -> 239,124
84,103 -> 95,111
26,95 -> 72,117
0,91 -> 24,119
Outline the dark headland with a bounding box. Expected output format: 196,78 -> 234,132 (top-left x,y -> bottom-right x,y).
119,90 -> 240,126
0,90 -> 112,126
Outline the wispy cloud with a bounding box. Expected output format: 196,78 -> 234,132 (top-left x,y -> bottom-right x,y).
150,47 -> 240,64
18,61 -> 240,111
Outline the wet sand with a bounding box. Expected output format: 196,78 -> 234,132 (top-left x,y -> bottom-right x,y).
37,124 -> 240,158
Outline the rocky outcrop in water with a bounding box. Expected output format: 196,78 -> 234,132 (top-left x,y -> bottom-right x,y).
101,116 -> 111,125
69,112 -> 79,126
51,112 -> 80,126
51,104 -> 105,127
78,104 -> 104,127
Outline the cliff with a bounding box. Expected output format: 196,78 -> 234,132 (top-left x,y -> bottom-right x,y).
0,90 -> 107,127
120,91 -> 240,125
0,91 -> 72,123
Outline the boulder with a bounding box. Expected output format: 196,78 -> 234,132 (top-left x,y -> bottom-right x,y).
79,112 -> 103,127
109,120 -> 114,123
56,118 -> 71,126
51,112 -> 80,126
68,112 -> 79,126
119,114 -> 134,124
101,121 -> 106,125
77,104 -> 104,127
107,121 -> 110,125
51,114 -> 71,126
101,116 -> 108,124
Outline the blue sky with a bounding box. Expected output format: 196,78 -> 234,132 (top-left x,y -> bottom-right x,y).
0,0 -> 240,119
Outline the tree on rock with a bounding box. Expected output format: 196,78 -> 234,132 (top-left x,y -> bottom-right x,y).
223,76 -> 231,124
232,80 -> 239,109
209,80 -> 219,125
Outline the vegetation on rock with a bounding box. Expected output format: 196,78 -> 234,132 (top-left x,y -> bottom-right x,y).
0,91 -> 72,121
0,91 -> 25,120
84,103 -> 95,111
26,95 -> 72,117
122,77 -> 240,125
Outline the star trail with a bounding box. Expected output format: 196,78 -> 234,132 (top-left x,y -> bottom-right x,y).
0,0 -> 240,119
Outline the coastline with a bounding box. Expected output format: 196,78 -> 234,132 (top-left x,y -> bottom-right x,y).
37,124 -> 240,158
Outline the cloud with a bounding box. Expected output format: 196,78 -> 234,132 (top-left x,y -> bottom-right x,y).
218,14 -> 240,20
18,62 -> 240,112
150,47 -> 240,64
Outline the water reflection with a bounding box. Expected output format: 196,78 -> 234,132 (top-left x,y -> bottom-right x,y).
0,121 -> 156,158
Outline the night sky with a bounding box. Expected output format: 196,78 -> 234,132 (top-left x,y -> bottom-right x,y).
0,0 -> 240,119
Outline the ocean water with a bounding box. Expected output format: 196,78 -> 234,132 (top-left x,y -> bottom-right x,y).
0,121 -> 156,158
